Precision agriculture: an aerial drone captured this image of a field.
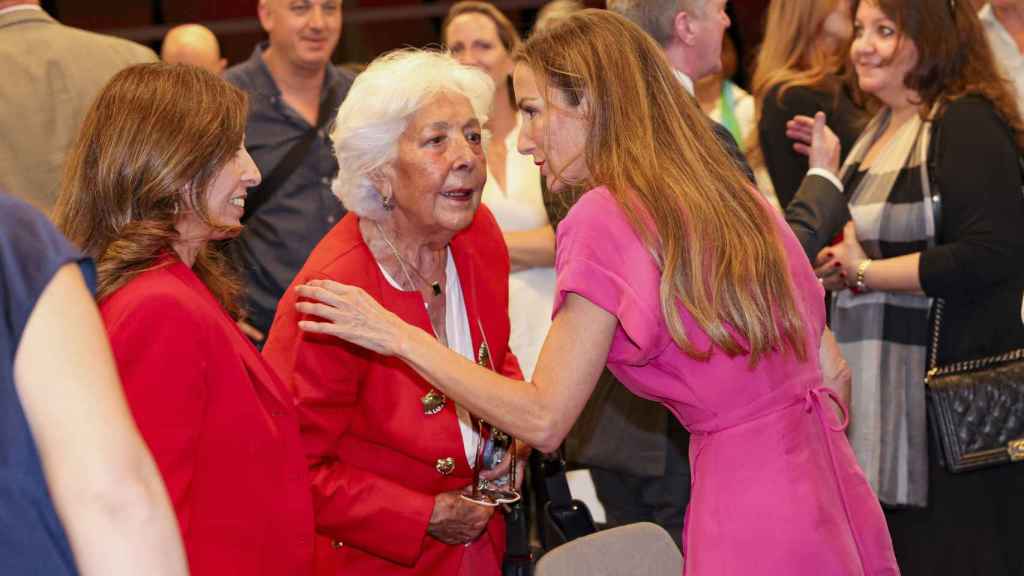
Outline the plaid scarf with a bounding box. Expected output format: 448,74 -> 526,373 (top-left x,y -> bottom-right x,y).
832,107 -> 938,507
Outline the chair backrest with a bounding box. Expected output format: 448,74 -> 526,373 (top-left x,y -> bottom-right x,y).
534,522 -> 684,576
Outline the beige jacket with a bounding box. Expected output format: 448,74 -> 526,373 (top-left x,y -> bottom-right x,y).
0,8 -> 156,214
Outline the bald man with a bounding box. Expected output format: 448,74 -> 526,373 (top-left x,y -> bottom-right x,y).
161,23 -> 226,74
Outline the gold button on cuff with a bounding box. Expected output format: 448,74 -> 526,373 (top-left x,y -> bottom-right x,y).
331,539 -> 344,549
435,457 -> 455,476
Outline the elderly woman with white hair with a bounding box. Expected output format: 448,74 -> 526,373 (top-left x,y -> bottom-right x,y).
263,49 -> 525,576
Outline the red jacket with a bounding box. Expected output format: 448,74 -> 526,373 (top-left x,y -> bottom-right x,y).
264,206 -> 522,575
101,257 -> 314,576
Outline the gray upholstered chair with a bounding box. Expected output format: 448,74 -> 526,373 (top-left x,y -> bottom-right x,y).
534,522 -> 684,576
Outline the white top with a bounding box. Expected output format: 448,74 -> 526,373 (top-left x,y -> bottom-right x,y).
482,119 -> 555,379
377,249 -> 480,467
980,4 -> 1024,116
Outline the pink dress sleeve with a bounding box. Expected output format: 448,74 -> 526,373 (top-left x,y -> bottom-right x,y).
552,188 -> 670,366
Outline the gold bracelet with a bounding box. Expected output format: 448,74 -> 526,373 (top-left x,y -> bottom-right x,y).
855,259 -> 873,291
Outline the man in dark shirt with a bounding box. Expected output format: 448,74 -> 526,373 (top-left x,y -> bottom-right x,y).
224,0 -> 354,341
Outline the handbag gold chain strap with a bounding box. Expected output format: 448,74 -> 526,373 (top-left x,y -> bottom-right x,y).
927,298 -> 1024,383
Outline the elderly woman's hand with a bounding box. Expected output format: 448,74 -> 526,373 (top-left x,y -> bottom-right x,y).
814,221 -> 869,292
786,111 -> 841,176
295,279 -> 410,356
428,491 -> 496,545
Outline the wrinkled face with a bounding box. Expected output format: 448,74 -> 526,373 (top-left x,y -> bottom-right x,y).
445,12 -> 514,89
386,92 -> 486,239
822,0 -> 853,45
513,64 -> 590,194
851,1 -> 919,106
259,0 -> 342,72
690,0 -> 731,80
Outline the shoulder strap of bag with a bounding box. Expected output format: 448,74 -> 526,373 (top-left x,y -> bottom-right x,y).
926,103 -> 1024,371
242,85 -> 338,222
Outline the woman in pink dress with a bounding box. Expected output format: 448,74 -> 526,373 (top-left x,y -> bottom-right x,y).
290,10 -> 899,575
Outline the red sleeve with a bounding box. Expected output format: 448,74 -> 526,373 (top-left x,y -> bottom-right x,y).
263,286 -> 437,567
103,291 -> 207,544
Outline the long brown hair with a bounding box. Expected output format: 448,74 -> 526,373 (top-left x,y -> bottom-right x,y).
750,0 -> 853,166
519,10 -> 808,365
54,63 -> 248,316
851,0 -> 1024,151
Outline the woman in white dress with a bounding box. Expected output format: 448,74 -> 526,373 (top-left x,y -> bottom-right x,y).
444,1 -> 555,378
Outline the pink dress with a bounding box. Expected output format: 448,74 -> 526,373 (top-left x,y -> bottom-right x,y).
553,187 -> 899,575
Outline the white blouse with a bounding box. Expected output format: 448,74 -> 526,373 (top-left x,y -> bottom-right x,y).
377,249 -> 480,467
482,119 -> 556,380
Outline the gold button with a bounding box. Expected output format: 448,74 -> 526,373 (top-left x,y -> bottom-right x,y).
331,539 -> 344,549
435,457 -> 455,476
421,389 -> 446,415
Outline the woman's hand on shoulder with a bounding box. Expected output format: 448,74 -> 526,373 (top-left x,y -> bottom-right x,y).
295,279 -> 411,356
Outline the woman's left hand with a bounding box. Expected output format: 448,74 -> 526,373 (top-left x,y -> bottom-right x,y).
814,221 -> 868,291
295,279 -> 409,356
480,439 -> 531,491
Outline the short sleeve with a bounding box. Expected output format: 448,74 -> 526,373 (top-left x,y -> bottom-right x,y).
0,195 -> 93,349
553,188 -> 669,365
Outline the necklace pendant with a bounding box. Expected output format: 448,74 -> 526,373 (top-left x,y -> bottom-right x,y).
431,281 -> 441,297
477,341 -> 492,370
421,389 -> 447,415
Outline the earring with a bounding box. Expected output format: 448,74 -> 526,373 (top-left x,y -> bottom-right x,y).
381,194 -> 394,211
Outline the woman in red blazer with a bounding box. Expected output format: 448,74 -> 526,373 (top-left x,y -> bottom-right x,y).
263,50 -> 527,575
54,63 -> 314,576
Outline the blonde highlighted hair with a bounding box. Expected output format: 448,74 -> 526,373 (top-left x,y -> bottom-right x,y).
520,10 -> 808,365
54,63 -> 247,316
749,0 -> 852,166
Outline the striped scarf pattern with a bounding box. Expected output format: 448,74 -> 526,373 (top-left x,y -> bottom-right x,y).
833,108 -> 937,507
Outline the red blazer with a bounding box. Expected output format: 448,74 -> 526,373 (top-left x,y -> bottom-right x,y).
264,206 -> 522,575
100,257 -> 314,576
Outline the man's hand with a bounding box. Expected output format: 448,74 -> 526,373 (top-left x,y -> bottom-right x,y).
787,111 -> 841,175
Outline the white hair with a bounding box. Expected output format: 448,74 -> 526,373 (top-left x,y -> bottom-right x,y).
330,49 -> 495,219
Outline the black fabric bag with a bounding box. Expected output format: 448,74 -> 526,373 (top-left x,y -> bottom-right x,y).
533,453 -> 596,550
502,500 -> 533,576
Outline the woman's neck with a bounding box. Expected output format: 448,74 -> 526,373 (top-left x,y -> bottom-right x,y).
360,218 -> 448,281
489,82 -> 517,142
171,239 -> 203,268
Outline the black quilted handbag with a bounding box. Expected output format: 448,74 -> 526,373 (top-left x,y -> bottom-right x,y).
925,298 -> 1024,473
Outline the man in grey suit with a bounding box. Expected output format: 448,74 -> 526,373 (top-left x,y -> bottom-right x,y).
567,0 -> 850,549
0,0 -> 156,213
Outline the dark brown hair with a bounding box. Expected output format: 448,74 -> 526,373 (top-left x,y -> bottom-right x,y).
519,10 -> 808,366
54,62 -> 248,316
851,0 -> 1024,151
